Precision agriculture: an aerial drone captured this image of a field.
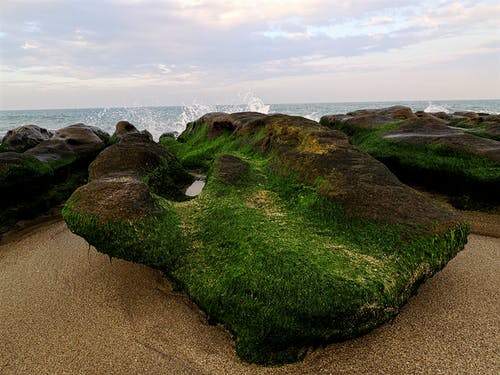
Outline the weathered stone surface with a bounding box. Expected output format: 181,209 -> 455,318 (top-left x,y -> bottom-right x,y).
193,112 -> 459,228
349,105 -> 416,120
113,120 -> 139,138
0,151 -> 36,169
26,123 -> 108,162
214,154 -> 250,186
0,123 -> 110,231
383,117 -> 500,163
69,127 -> 192,224
321,106 -> 416,129
89,132 -> 172,180
69,176 -> 158,222
1,125 -> 52,152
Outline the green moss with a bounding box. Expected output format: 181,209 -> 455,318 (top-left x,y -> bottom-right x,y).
144,159 -> 194,201
328,120 -> 500,206
465,129 -> 500,142
65,120 -> 470,364
63,195 -> 187,270
161,129 -> 237,170
171,157 -> 468,364
0,144 -> 11,153
0,152 -> 94,232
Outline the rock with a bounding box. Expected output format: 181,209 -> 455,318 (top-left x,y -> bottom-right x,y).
62,111 -> 469,365
68,176 -> 158,222
113,120 -> 139,139
26,123 -> 108,162
69,129 -> 192,225
320,106 -> 416,130
453,111 -> 479,119
430,111 -> 448,120
0,124 -> 110,231
214,154 -> 250,186
182,112 -> 236,140
89,132 -> 173,180
322,108 -> 500,207
1,125 -> 52,152
383,116 -> 500,163
347,105 -> 416,120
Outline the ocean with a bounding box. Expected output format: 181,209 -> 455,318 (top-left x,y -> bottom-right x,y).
1,97 -> 499,141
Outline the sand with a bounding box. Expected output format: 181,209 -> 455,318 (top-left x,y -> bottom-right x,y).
0,220 -> 498,374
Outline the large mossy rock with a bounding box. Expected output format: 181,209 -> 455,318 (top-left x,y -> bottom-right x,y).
0,123 -> 110,231
320,109 -> 500,208
63,112 -> 468,364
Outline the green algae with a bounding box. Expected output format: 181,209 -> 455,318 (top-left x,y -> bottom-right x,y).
63,118 -> 469,364
322,119 -> 500,208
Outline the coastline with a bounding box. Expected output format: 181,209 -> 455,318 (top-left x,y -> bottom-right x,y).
0,219 -> 498,374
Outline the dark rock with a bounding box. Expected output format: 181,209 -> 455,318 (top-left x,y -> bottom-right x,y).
453,111 -> 479,119
430,111 -> 448,120
85,132 -> 193,213
191,112 -> 459,228
113,120 -> 139,139
214,154 -> 250,186
89,132 -> 172,180
0,124 -> 110,231
26,123 -> 108,162
182,112 -> 246,140
1,125 -> 52,152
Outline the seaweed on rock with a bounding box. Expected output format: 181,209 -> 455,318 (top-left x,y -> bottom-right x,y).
63,112 -> 469,364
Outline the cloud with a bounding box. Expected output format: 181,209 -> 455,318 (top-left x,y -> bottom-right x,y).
20,41 -> 39,50
0,0 -> 498,109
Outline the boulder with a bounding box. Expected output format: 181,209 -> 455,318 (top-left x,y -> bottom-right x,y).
69,129 -> 192,226
113,120 -> 139,139
322,108 -> 500,207
68,176 -> 158,222
89,132 -> 172,180
214,154 -> 250,186
26,123 -> 108,162
0,123 -> 110,231
1,125 -> 52,152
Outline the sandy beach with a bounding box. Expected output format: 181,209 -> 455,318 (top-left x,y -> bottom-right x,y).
0,220 -> 498,374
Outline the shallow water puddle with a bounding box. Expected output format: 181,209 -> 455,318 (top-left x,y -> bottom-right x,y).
185,179 -> 206,197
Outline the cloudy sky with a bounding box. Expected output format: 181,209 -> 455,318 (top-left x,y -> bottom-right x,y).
1,0 -> 499,109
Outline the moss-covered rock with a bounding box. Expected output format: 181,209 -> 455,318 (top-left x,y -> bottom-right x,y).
0,123 -> 110,232
321,109 -> 500,209
63,112 -> 468,364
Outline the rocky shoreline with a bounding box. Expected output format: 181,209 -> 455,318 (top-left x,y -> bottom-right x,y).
1,106 -> 498,364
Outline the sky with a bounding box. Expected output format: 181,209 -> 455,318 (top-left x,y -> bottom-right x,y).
0,0 -> 499,110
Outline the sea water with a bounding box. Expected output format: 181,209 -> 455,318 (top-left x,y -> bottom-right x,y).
1,96 -> 499,140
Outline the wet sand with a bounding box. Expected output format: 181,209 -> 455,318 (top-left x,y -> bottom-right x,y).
0,221 -> 498,374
